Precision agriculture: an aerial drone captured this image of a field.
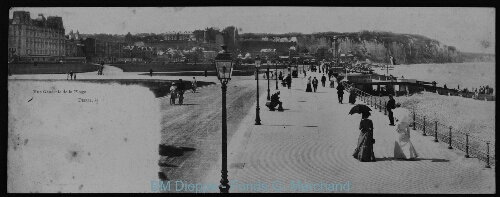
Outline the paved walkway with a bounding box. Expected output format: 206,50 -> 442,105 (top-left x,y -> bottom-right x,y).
203,71 -> 495,193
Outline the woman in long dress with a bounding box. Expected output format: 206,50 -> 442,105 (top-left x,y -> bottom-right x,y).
353,112 -> 376,162
306,76 -> 312,92
349,88 -> 356,104
393,107 -> 419,160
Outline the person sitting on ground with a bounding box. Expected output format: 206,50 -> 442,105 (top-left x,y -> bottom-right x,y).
270,91 -> 284,111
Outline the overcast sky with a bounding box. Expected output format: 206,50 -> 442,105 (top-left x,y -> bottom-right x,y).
10,7 -> 495,53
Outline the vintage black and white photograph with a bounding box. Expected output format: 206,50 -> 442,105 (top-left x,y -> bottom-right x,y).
7,7 -> 495,193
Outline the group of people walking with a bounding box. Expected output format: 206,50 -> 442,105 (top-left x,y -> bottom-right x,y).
169,77 -> 197,105
66,70 -> 76,80
352,94 -> 419,162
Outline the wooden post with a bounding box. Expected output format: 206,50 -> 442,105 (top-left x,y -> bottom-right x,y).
422,116 -> 426,136
379,100 -> 382,112
413,112 -> 416,130
485,142 -> 491,168
448,126 -> 452,149
384,101 -> 387,115
464,133 -> 469,158
434,121 -> 438,142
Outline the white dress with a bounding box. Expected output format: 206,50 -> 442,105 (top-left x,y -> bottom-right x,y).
393,108 -> 419,159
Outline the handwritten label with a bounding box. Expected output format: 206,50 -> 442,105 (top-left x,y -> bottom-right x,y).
33,90 -> 87,94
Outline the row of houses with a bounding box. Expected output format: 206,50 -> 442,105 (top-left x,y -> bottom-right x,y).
241,37 -> 298,42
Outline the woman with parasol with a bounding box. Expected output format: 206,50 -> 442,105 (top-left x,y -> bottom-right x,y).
392,105 -> 419,160
352,111 -> 376,162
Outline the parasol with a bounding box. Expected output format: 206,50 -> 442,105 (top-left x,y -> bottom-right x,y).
349,104 -> 372,115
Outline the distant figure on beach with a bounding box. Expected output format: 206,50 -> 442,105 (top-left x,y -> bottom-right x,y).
321,74 -> 327,87
337,83 -> 345,104
393,107 -> 419,160
149,68 -> 153,77
312,77 -> 319,92
386,95 -> 396,126
353,111 -> 376,162
191,77 -> 197,93
170,82 -> 177,105
306,76 -> 312,92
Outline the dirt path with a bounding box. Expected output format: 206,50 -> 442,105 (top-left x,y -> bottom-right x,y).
157,76 -> 270,189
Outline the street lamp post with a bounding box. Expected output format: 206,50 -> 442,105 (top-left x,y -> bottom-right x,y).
214,44 -> 234,193
275,59 -> 279,90
255,55 -> 262,125
267,66 -> 271,100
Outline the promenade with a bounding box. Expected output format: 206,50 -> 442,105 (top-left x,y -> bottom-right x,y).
203,71 -> 495,193
8,65 -> 495,193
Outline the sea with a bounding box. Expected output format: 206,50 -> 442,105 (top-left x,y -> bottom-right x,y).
372,62 -> 496,91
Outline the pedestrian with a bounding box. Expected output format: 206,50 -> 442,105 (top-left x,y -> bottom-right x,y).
191,77 -> 197,93
169,82 -> 177,105
205,70 -> 207,77
285,74 -> 292,89
306,76 -> 312,92
66,72 -> 69,80
443,84 -> 447,89
279,71 -> 283,81
303,70 -> 306,78
393,107 -> 419,160
321,74 -> 326,87
150,68 -> 153,77
70,70 -> 73,80
337,83 -> 345,104
330,78 -> 335,88
349,88 -> 356,104
312,77 -> 319,92
73,73 -> 76,80
386,94 -> 396,126
177,79 -> 185,105
353,111 -> 376,162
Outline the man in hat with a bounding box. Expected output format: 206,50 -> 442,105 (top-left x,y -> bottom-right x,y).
387,94 -> 396,126
312,77 -> 319,92
321,74 -> 327,87
285,74 -> 292,89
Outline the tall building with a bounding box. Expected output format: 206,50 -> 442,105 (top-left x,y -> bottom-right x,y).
8,11 -> 66,62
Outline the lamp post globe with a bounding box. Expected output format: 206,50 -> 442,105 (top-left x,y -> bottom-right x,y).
214,44 -> 233,193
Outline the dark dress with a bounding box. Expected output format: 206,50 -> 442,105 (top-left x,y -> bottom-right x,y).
353,118 -> 375,162
349,89 -> 356,104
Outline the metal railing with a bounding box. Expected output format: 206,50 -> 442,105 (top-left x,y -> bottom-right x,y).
340,81 -> 495,167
